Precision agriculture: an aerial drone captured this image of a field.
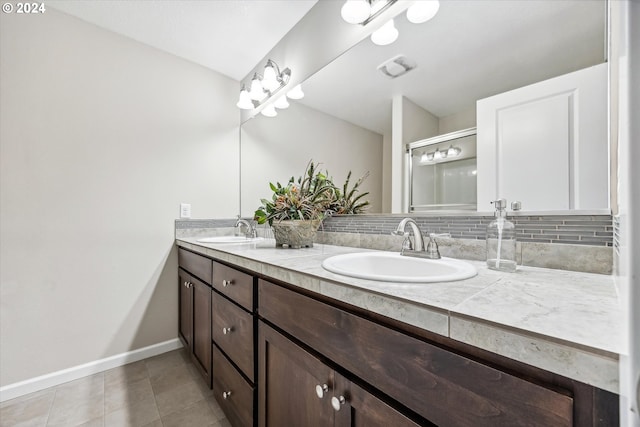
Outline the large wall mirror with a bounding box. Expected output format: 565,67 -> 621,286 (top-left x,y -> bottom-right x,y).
240,0 -> 607,217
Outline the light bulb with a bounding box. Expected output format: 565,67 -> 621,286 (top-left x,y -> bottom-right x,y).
261,104 -> 277,117
236,87 -> 254,110
433,149 -> 442,160
341,0 -> 371,24
287,84 -> 304,100
274,95 -> 289,109
371,19 -> 398,46
262,61 -> 280,92
420,152 -> 428,163
249,73 -> 265,100
406,0 -> 440,24
447,146 -> 461,157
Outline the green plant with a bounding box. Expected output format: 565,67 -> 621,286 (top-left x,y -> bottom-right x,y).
329,170 -> 371,215
254,161 -> 337,225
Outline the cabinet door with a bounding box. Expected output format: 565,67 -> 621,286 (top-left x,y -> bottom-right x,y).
178,269 -> 193,350
192,279 -> 212,386
259,322 -> 334,427
333,375 -> 425,427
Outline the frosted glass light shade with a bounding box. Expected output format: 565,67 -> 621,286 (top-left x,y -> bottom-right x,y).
274,95 -> 290,109
287,84 -> 305,100
371,19 -> 398,46
341,0 -> 371,24
262,63 -> 280,92
236,88 -> 254,109
406,0 -> 440,24
261,104 -> 278,117
249,74 -> 265,100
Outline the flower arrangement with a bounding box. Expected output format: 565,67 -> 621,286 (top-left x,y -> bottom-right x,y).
254,160 -> 370,226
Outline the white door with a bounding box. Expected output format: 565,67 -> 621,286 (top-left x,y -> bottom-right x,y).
476,63 -> 608,212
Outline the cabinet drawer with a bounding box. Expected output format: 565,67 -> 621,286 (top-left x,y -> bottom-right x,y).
259,280 -> 573,427
213,345 -> 254,427
213,261 -> 254,311
212,292 -> 255,382
178,248 -> 212,285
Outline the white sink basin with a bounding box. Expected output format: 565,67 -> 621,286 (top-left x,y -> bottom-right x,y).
196,236 -> 264,244
321,251 -> 477,283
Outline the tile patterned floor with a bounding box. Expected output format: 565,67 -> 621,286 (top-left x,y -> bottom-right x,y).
0,349 -> 232,427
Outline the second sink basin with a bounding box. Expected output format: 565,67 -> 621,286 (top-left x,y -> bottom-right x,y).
321,251 -> 477,283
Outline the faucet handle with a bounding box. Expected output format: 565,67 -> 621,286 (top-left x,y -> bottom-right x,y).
426,233 -> 450,259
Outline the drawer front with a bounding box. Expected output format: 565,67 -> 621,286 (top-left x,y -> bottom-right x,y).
213,261 -> 254,311
213,345 -> 254,427
259,280 -> 573,427
212,292 -> 255,382
178,248 -> 212,285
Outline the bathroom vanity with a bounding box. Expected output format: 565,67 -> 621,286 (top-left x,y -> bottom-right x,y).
176,238 -> 620,426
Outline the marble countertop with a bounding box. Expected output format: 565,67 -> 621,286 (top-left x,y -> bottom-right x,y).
175,237 -> 623,394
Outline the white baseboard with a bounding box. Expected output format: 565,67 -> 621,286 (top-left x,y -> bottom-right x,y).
0,338 -> 183,403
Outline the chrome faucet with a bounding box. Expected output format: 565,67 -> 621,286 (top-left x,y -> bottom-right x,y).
392,218 -> 450,259
235,218 -> 258,239
392,218 -> 426,253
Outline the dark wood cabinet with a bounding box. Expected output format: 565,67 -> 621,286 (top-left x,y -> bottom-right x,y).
258,279 -> 577,427
258,322 -> 422,427
178,248 -> 213,387
176,245 -> 618,427
211,260 -> 257,426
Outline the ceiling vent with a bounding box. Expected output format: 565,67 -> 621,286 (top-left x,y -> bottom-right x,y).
377,55 -> 417,79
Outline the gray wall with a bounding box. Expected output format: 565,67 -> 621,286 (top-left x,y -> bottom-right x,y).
0,9 -> 239,386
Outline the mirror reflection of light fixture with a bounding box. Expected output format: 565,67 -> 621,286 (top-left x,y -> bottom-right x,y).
420,144 -> 462,163
261,104 -> 278,118
406,0 -> 440,24
273,95 -> 290,109
287,84 -> 305,100
371,18 -> 398,46
447,145 -> 462,157
237,59 -> 292,110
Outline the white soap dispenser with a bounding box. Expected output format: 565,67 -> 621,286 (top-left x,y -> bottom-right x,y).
486,199 -> 517,272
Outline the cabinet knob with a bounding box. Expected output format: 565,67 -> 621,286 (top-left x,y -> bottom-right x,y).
222,279 -> 233,287
222,390 -> 232,399
315,383 -> 330,399
184,281 -> 192,288
331,395 -> 346,411
222,327 -> 233,335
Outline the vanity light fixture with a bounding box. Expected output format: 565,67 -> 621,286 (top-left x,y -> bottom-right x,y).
340,0 -> 397,26
371,18 -> 398,46
237,59 -> 291,110
286,84 -> 305,100
406,0 -> 440,24
273,95 -> 290,109
340,0 -> 440,47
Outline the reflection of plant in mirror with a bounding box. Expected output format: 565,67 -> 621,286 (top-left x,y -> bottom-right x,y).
329,170 -> 370,215
254,161 -> 336,225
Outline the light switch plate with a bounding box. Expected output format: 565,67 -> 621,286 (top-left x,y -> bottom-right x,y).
180,203 -> 191,219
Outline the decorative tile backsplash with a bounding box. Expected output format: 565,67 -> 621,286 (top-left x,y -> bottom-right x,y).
320,214 -> 613,247
175,214 -> 614,274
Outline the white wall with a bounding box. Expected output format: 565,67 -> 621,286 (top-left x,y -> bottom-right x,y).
241,103 -> 383,216
0,9 -> 239,387
439,107 -> 477,134
613,0 -> 640,425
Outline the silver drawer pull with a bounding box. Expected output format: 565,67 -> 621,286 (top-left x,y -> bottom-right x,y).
222,279 -> 233,287
222,390 -> 232,399
315,383 -> 329,399
331,395 -> 346,411
222,327 -> 233,335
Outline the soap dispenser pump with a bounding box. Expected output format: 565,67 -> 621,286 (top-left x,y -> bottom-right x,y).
486,199 -> 517,272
